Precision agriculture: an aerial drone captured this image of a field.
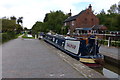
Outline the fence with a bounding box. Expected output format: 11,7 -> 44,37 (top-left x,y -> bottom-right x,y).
74,34 -> 120,47
98,34 -> 120,47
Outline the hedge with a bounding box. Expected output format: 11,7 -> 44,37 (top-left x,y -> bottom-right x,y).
2,32 -> 17,43
99,40 -> 120,47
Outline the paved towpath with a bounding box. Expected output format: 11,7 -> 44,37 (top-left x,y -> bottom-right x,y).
2,37 -> 85,78
100,45 -> 119,60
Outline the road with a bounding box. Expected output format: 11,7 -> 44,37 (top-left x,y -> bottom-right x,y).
2,37 -> 85,78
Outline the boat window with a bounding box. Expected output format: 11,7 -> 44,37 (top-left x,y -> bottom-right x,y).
56,39 -> 58,43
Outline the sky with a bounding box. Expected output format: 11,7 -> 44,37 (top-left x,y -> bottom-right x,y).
0,0 -> 119,29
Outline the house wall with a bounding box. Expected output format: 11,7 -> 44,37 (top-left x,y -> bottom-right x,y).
65,8 -> 99,32
77,9 -> 99,28
65,20 -> 76,32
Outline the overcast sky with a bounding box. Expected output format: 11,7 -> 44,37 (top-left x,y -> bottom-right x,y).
0,0 -> 119,29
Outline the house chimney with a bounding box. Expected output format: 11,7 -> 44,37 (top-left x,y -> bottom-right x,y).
88,4 -> 92,12
68,9 -> 72,17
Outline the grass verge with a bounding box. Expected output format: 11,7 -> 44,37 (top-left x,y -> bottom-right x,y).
22,34 -> 35,39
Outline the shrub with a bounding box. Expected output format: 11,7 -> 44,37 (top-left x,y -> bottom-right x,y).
98,39 -> 120,47
2,32 -> 17,43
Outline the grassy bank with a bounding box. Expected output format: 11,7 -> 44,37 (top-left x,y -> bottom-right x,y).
22,34 -> 35,39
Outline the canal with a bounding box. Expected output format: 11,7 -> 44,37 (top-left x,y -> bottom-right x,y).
91,60 -> 120,78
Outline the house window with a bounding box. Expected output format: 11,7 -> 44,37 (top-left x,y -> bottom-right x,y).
84,18 -> 87,24
72,21 -> 74,26
85,18 -> 87,21
91,18 -> 94,21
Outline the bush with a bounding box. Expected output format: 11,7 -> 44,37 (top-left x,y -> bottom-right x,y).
111,41 -> 120,47
98,39 -> 120,47
2,32 -> 17,43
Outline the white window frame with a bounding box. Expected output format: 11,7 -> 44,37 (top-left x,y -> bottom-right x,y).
72,21 -> 74,26
64,23 -> 67,26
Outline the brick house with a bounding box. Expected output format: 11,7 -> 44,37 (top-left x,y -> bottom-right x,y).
64,4 -> 101,34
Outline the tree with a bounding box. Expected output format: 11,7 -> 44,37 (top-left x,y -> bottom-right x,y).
32,10 -> 69,35
24,27 -> 28,30
2,18 -> 23,33
100,9 -> 106,14
10,16 -> 16,20
43,13 -> 49,22
15,24 -> 23,34
97,2 -> 120,31
17,17 -> 23,26
43,10 -> 69,34
31,21 -> 45,36
118,1 -> 120,14
108,4 -> 118,14
10,16 -> 17,25
2,19 -> 16,32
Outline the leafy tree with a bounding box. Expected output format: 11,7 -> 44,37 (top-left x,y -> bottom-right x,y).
108,4 -> 118,14
32,21 -> 45,36
100,9 -> 106,14
2,19 -> 16,32
15,24 -> 23,34
118,1 -> 120,14
24,27 -> 28,30
43,10 -> 69,34
97,2 -> 120,31
2,18 -> 23,33
32,10 -> 69,35
10,16 -> 16,20
17,17 -> 23,26
43,13 -> 49,22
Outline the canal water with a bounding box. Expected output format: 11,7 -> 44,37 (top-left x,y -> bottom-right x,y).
91,62 -> 120,78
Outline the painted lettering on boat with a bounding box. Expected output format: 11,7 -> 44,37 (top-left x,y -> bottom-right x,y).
64,40 -> 80,54
66,43 -> 76,49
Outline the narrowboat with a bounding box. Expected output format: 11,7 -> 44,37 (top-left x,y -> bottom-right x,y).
43,33 -> 104,67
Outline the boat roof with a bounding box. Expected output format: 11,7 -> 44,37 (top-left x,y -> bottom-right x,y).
75,28 -> 92,30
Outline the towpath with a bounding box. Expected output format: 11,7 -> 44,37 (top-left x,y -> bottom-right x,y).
2,37 -> 85,78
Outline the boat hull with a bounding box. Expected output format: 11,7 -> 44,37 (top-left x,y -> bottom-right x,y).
80,58 -> 104,67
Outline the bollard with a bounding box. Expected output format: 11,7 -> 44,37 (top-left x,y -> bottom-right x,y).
108,37 -> 111,47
